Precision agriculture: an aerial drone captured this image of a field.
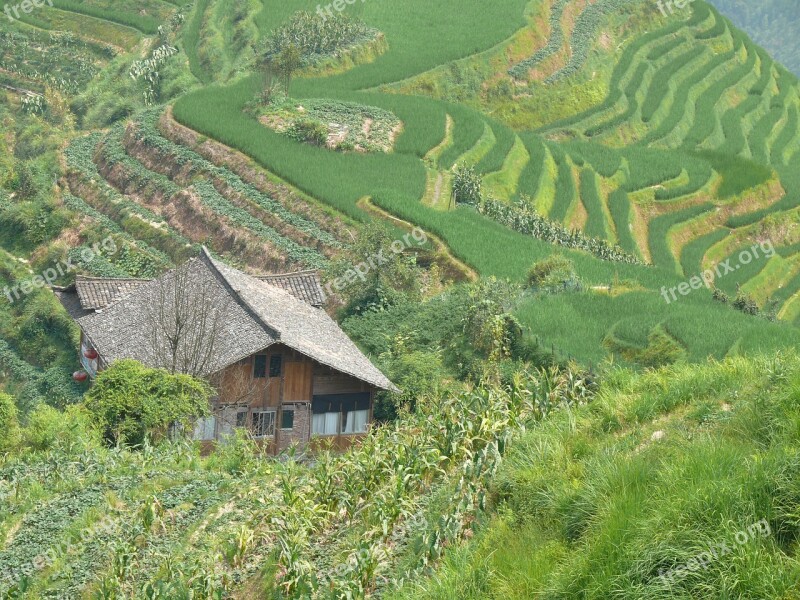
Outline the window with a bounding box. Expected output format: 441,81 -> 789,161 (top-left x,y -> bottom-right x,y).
252,410 -> 276,438
253,355 -> 267,378
193,416 -> 216,441
312,411 -> 340,436
235,410 -> 248,428
342,409 -> 369,434
281,408 -> 295,430
269,355 -> 282,377
312,393 -> 370,436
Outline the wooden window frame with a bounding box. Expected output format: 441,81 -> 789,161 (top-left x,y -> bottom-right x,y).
251,409 -> 276,438
253,354 -> 268,379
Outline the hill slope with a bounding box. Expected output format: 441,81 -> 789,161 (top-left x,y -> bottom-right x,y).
392,353 -> 800,599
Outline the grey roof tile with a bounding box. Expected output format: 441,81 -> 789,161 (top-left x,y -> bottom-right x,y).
257,271 -> 325,307
75,276 -> 150,310
208,252 -> 396,391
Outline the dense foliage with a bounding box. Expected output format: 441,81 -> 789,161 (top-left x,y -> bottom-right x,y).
396,353 -> 800,599
84,360 -> 212,447
263,11 -> 379,65
0,364 -> 592,598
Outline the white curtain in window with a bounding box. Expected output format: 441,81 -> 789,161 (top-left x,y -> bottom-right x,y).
313,412 -> 340,435
343,409 -> 369,434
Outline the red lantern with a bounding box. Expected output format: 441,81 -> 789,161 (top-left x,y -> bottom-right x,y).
73,371 -> 88,383
84,348 -> 98,360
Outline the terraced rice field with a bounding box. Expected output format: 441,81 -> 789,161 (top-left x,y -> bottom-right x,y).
162,0 -> 800,364
3,0 -> 799,370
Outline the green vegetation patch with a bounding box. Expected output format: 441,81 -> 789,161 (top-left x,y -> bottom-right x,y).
394,353 -> 800,598
262,10 -> 380,66
255,97 -> 402,153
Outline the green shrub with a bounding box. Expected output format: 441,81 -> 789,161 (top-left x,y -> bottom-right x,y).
713,288 -> 731,304
376,340 -> 448,420
262,11 -> 377,65
452,164 -> 482,205
205,428 -> 261,475
0,392 -> 20,452
527,254 -> 577,288
84,359 -> 212,447
733,290 -> 760,316
22,404 -> 98,453
327,221 -> 423,315
286,118 -> 328,146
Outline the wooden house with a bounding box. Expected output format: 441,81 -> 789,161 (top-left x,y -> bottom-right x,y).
54,248 -> 397,452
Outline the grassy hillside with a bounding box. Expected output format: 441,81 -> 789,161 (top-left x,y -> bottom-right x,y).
392,352 -> 800,599
0,365 -> 593,597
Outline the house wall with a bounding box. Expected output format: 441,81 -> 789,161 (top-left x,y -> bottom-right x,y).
209,345 -> 375,453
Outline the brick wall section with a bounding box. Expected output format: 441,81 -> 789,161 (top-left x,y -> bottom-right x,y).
277,403 -> 311,452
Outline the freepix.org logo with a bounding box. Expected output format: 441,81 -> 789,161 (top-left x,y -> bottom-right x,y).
655,0 -> 696,17
4,0 -> 53,22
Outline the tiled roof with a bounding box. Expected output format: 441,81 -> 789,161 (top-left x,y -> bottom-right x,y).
257,271 -> 325,307
74,276 -> 150,310
75,256 -> 277,377
209,254 -> 396,391
67,273 -> 324,310
61,249 -> 396,391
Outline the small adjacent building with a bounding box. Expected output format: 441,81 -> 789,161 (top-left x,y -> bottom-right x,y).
54,248 -> 397,452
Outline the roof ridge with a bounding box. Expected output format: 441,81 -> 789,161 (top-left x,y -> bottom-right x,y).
199,248 -> 283,341
257,270 -> 319,278
76,275 -> 153,282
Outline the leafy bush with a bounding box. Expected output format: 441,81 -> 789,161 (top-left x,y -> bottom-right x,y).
286,118 -> 328,146
84,360 -> 212,447
262,11 -> 378,65
22,404 -> 98,453
733,290 -> 760,316
204,428 -> 262,475
375,337 -> 448,419
327,221 -> 422,315
527,254 -> 578,288
713,287 -> 731,304
0,392 -> 20,452
461,279 -> 523,363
